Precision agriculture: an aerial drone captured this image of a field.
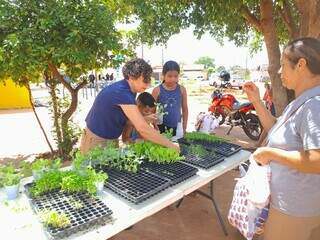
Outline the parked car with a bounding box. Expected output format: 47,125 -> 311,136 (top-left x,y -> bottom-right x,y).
230,75 -> 245,89
209,74 -> 222,87
195,75 -> 205,81
180,75 -> 189,81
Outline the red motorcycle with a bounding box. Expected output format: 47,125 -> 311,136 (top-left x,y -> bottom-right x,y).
208,89 -> 262,141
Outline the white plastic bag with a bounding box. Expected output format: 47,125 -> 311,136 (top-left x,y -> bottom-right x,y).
228,156 -> 271,239
246,156 -> 270,208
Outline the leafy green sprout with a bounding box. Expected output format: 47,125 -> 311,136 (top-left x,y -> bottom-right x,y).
161,128 -> 174,139
130,141 -> 184,164
39,210 -> 71,228
155,103 -> 168,116
0,165 -> 21,186
184,132 -> 226,143
68,200 -> 83,210
188,145 -> 210,157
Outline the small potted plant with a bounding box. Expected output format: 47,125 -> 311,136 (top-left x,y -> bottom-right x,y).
94,172 -> 107,195
31,158 -> 50,180
155,103 -> 168,125
86,168 -> 108,195
1,166 -> 21,200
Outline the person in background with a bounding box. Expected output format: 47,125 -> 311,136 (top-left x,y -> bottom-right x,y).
80,58 -> 179,154
110,73 -> 114,81
152,60 -> 188,136
263,82 -> 276,116
243,37 -> 320,240
122,92 -> 157,143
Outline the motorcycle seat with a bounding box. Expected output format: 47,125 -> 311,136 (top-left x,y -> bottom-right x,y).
233,102 -> 251,110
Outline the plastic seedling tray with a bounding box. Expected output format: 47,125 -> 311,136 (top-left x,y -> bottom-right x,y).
181,146 -> 225,169
98,166 -> 171,204
141,161 -> 198,186
24,183 -> 113,239
185,140 -> 242,157
204,141 -> 242,157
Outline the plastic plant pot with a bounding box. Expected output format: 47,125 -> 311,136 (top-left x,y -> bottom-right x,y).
157,113 -> 164,125
95,181 -> 104,194
5,184 -> 20,200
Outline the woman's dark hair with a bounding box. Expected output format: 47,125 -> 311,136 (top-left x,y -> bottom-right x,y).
122,58 -> 153,83
162,60 -> 180,75
284,37 -> 320,75
137,92 -> 155,108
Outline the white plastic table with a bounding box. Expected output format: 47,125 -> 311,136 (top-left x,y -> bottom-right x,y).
0,150 -> 251,240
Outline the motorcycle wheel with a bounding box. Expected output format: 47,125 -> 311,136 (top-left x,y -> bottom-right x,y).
214,106 -> 230,125
242,113 -> 262,141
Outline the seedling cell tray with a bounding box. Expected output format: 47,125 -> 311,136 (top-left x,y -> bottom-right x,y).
206,142 -> 242,157
98,166 -> 171,204
186,140 -> 242,157
141,161 -> 198,186
181,146 -> 225,169
24,183 -> 113,239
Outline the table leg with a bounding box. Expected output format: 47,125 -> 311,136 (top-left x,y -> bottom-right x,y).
196,181 -> 228,236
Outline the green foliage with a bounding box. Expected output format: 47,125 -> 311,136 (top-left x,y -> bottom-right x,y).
39,210 -> 71,228
161,128 -> 174,139
77,144 -> 142,173
31,159 -> 51,171
30,170 -> 63,196
155,103 -> 168,116
187,145 -> 211,157
1,0 -> 135,160
60,171 -> 88,194
184,132 -> 226,143
0,0 -> 130,83
85,167 -> 108,183
130,141 -> 184,164
194,56 -> 215,70
30,167 -> 107,197
69,200 -> 83,210
0,165 -> 21,186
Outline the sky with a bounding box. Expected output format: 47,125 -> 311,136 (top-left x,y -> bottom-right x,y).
133,27 -> 269,69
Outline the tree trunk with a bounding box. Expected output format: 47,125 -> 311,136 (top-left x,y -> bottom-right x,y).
260,0 -> 289,116
25,83 -> 54,154
60,90 -> 79,160
296,0 -> 320,39
48,62 -> 87,160
47,79 -> 63,156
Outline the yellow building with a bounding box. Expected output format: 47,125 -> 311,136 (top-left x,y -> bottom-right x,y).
0,79 -> 31,109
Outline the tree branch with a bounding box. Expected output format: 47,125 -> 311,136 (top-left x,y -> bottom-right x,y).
47,61 -> 74,93
240,5 -> 262,32
278,0 -> 299,39
75,78 -> 87,92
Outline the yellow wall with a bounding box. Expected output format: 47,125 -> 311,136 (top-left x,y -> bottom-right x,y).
0,79 -> 31,109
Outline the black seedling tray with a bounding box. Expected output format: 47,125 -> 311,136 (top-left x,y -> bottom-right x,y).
204,141 -> 242,157
186,140 -> 242,157
180,145 -> 225,169
98,166 -> 171,204
141,161 -> 198,186
24,183 -> 113,239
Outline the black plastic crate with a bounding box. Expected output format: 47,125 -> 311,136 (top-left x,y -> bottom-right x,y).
141,161 -> 198,186
24,183 -> 113,239
99,167 -> 171,204
180,145 -> 225,169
